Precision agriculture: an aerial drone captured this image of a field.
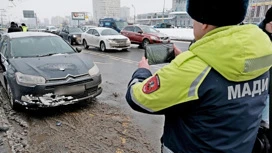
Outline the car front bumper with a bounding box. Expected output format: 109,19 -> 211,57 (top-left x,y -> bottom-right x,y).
17,87 -> 102,108
152,39 -> 171,44
107,42 -> 131,50
12,74 -> 102,108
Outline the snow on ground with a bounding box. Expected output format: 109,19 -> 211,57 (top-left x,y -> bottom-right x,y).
157,28 -> 194,41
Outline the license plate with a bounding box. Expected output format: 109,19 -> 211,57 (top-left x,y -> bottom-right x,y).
118,43 -> 126,46
55,85 -> 85,96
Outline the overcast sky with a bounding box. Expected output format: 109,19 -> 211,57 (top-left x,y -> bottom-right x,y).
1,0 -> 172,21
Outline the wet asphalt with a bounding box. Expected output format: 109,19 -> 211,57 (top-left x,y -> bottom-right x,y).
81,41 -> 191,152
0,41 -> 191,153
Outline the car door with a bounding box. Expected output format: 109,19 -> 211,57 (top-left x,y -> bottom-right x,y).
133,26 -> 145,43
92,29 -> 100,47
121,26 -> 134,41
62,27 -> 69,40
85,29 -> 94,46
0,36 -> 8,87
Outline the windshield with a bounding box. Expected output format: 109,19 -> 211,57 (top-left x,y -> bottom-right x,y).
11,36 -> 75,58
101,29 -> 119,36
70,28 -> 83,33
141,26 -> 159,33
115,21 -> 128,30
50,27 -> 57,30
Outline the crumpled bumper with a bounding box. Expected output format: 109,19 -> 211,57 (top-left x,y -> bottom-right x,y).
16,87 -> 102,108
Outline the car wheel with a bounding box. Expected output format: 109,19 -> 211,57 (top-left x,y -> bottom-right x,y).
100,42 -> 106,52
122,49 -> 128,51
7,83 -> 19,110
68,37 -> 73,45
142,39 -> 150,49
83,40 -> 89,49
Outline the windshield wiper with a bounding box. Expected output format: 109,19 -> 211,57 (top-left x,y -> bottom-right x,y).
36,53 -> 57,57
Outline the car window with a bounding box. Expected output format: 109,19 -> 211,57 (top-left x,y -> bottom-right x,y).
141,26 -> 158,33
101,29 -> 119,36
10,36 -> 76,58
0,36 -> 4,49
134,27 -> 142,33
69,28 -> 83,33
0,38 -> 8,58
87,29 -> 93,34
124,26 -> 134,32
92,30 -> 99,36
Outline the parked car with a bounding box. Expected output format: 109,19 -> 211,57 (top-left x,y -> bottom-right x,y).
0,28 -> 7,38
0,32 -> 102,109
81,25 -> 97,32
44,26 -> 59,35
153,23 -> 173,28
59,26 -> 83,45
121,25 -> 170,48
81,27 -> 131,51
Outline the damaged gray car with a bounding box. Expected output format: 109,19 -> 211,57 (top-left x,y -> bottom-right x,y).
0,32 -> 102,109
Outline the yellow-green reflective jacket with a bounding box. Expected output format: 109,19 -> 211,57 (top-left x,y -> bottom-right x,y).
126,24 -> 272,153
21,26 -> 28,32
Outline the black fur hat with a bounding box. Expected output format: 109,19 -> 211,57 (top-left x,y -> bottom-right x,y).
186,0 -> 249,26
264,7 -> 272,24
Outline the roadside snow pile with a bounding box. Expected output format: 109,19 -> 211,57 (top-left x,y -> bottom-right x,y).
157,28 -> 194,41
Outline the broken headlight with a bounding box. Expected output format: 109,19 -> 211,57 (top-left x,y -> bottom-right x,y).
15,72 -> 46,87
88,64 -> 99,76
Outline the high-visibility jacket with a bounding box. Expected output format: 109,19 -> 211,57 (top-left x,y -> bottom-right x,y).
21,26 -> 28,32
126,25 -> 272,153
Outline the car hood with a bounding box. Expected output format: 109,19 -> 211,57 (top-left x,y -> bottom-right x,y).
145,32 -> 167,38
103,35 -> 128,40
9,53 -> 95,80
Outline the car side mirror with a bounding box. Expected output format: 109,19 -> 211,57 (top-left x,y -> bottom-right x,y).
138,31 -> 143,34
95,34 -> 100,36
76,47 -> 83,53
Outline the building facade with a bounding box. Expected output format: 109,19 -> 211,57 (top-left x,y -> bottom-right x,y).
245,0 -> 272,24
93,0 -> 121,23
172,0 -> 186,11
120,6 -> 130,21
136,11 -> 173,26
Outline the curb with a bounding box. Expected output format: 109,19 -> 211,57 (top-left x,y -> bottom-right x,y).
0,107 -> 12,153
171,39 -> 193,42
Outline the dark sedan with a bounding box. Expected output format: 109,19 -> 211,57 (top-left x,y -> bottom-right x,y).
59,26 -> 83,45
0,32 -> 102,109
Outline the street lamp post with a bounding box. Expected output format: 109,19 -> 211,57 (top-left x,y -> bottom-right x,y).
0,9 -> 6,28
162,0 -> 165,23
132,5 -> 136,24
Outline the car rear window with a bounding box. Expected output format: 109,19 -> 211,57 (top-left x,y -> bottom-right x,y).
124,26 -> 134,32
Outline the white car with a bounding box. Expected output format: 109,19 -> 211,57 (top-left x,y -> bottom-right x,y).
81,27 -> 131,51
81,25 -> 97,32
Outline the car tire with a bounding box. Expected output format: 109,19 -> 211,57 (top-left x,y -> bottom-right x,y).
7,83 -> 20,110
83,40 -> 89,49
68,37 -> 73,45
100,42 -> 106,52
122,49 -> 128,51
142,39 -> 150,49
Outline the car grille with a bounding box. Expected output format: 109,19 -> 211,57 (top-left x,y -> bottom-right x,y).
45,79 -> 94,90
47,74 -> 90,83
113,39 -> 127,44
160,37 -> 169,40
